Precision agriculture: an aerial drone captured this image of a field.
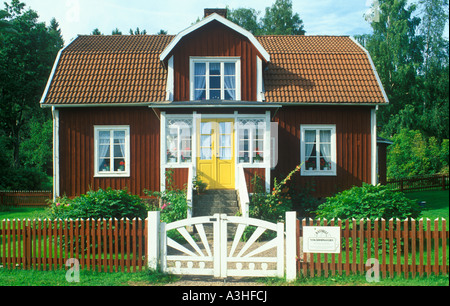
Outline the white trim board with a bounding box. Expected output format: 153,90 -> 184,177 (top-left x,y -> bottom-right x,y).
160,13 -> 270,62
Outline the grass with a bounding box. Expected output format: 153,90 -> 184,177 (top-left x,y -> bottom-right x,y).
0,207 -> 48,220
261,274 -> 449,286
405,190 -> 449,227
0,268 -> 180,286
0,268 -> 447,286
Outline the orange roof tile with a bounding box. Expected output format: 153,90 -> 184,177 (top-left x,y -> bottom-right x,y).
256,36 -> 386,104
41,34 -> 387,106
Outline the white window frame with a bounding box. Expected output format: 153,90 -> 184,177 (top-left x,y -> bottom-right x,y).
237,118 -> 266,166
94,125 -> 130,177
300,124 -> 337,176
189,57 -> 241,101
165,117 -> 194,166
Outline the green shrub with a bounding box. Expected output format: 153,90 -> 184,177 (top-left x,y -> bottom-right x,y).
0,167 -> 50,191
144,169 -> 188,224
48,188 -> 149,220
315,183 -> 421,220
249,165 -> 301,223
145,189 -> 188,224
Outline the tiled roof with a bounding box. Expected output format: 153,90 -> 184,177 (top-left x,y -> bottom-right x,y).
257,36 -> 386,104
43,35 -> 174,105
41,34 -> 387,105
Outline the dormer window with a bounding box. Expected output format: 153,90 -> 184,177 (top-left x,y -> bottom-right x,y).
190,57 -> 241,101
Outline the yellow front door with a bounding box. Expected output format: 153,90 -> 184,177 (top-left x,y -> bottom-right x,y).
197,119 -> 235,190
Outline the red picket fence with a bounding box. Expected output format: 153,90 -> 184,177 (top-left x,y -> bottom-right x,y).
387,174 -> 449,192
296,218 -> 449,279
0,218 -> 147,272
0,191 -> 52,207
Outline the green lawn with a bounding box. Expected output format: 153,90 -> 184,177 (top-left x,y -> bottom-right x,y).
405,190 -> 449,229
0,207 -> 48,220
0,268 -> 447,286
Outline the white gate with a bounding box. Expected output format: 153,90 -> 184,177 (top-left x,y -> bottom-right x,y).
152,213 -> 285,278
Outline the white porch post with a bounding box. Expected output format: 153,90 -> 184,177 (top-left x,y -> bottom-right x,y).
285,211 -> 297,281
147,211 -> 160,270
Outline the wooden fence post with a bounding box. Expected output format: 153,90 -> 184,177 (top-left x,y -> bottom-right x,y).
285,211 -> 297,282
147,211 -> 160,270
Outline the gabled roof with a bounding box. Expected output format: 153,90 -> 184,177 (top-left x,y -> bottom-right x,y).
40,34 -> 388,106
159,13 -> 270,62
258,35 -> 388,104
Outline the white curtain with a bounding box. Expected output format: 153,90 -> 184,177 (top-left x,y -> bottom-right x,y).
304,130 -> 316,161
194,63 -> 206,100
320,130 -> 331,164
98,131 -> 110,170
224,63 -> 235,100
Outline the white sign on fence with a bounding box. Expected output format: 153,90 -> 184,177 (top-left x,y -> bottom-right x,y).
302,226 -> 341,254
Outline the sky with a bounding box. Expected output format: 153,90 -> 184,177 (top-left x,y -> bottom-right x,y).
20,0 -> 378,45
20,0 -> 449,46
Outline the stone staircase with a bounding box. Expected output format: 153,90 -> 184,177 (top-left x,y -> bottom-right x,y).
192,190 -> 240,239
192,189 -> 240,217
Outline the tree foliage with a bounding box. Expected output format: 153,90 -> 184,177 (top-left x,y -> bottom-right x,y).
387,128 -> 449,178
356,0 -> 449,143
0,0 -> 63,189
227,0 -> 305,35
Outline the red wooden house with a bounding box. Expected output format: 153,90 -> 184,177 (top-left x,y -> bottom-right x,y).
40,9 -> 389,208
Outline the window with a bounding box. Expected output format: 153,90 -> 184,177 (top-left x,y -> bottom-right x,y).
190,58 -> 240,101
94,126 -> 130,177
166,119 -> 193,164
300,125 -> 336,176
237,119 -> 265,165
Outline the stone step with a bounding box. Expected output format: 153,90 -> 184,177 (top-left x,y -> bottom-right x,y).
193,206 -> 239,217
194,193 -> 237,202
194,200 -> 238,208
193,189 -> 240,218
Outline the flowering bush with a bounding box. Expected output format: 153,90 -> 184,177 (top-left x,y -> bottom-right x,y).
144,169 -> 188,224
249,164 -> 302,223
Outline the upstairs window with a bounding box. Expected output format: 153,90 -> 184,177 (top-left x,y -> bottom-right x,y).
190,58 -> 240,101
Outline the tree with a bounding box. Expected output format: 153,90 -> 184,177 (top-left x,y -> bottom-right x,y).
226,0 -> 306,35
0,0 -> 63,168
261,0 -> 305,35
91,28 -> 102,35
111,28 -> 122,35
417,0 -> 449,140
227,7 -> 263,35
357,0 -> 449,141
129,27 -> 147,35
356,0 -> 423,134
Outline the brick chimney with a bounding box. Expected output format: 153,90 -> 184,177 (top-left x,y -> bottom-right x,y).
204,8 -> 227,18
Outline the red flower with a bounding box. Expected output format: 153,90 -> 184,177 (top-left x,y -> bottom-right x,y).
120,161 -> 125,166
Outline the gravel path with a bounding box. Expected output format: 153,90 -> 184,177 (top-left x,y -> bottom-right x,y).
163,275 -> 266,286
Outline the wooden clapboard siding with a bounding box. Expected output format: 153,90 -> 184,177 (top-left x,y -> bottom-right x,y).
59,107 -> 160,198
171,20 -> 259,102
272,105 -> 373,197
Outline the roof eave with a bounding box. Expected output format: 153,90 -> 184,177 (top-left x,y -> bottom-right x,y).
159,13 -> 270,62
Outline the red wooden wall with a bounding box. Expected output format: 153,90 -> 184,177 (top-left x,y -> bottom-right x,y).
271,105 -> 374,197
58,107 -> 160,198
170,20 -> 260,102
